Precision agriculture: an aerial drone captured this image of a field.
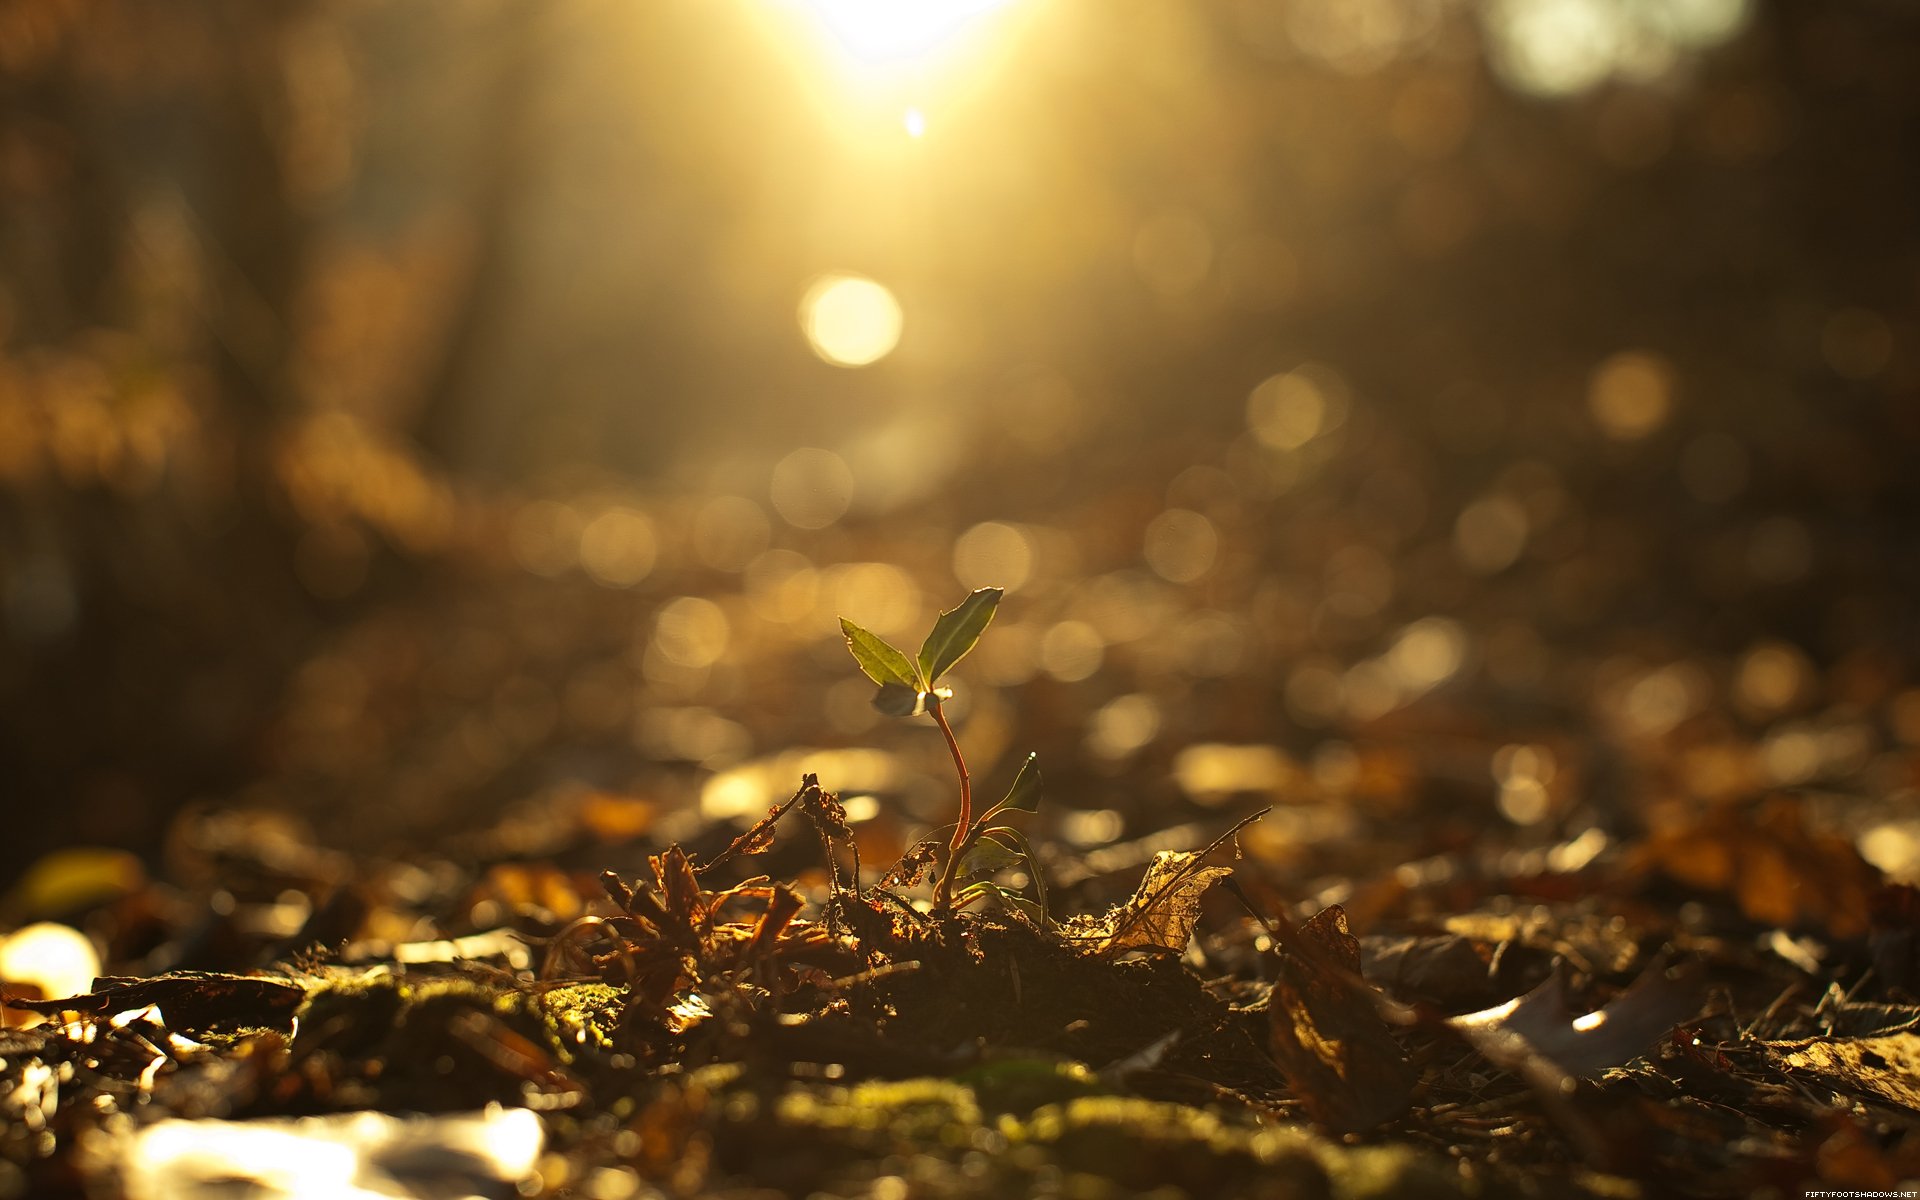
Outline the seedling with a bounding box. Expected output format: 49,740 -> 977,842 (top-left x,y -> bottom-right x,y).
840,588 -> 1048,923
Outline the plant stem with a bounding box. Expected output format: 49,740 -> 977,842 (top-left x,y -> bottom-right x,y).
928,696 -> 971,912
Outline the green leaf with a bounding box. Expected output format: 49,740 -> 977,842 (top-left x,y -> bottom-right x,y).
870,683 -> 953,718
917,588 -> 1003,685
998,752 -> 1042,814
960,836 -> 1023,878
956,880 -> 1044,925
841,618 -> 923,690
870,683 -> 924,718
980,825 -> 1048,929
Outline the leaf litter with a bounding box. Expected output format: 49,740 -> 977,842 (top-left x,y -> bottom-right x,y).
6,663 -> 1920,1199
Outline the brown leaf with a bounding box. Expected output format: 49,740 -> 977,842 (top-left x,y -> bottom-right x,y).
1361,933 -> 1504,1010
1768,1032 -> 1920,1114
742,884 -> 808,964
695,775 -> 813,877
877,840 -> 941,891
1266,905 -> 1415,1133
1631,797 -> 1878,937
802,785 -> 854,842
1061,850 -> 1231,957
653,846 -> 707,932
4,971 -> 306,1033
1451,958 -> 1705,1080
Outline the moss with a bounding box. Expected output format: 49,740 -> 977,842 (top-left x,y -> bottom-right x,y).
1315,1144 -> 1481,1200
774,1078 -> 982,1142
280,970 -> 629,1111
535,982 -> 623,1062
951,1055 -> 1106,1115
1015,1095 -> 1329,1198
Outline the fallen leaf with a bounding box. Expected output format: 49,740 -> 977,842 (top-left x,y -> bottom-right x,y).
1631,797 -> 1878,937
1768,1032 -> 1920,1114
5,971 -> 308,1033
1360,933 -> 1505,1010
877,840 -> 940,890
1451,958 -> 1705,1079
1267,905 -> 1415,1133
1061,850 -> 1231,957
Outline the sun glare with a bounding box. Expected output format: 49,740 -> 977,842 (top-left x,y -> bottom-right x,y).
795,0 -> 1015,66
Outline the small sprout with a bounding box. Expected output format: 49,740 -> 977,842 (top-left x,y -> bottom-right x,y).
840,588 -> 1046,922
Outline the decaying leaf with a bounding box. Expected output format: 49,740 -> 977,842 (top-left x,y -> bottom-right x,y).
4,971 -> 308,1033
801,784 -> 853,842
1360,933 -> 1506,1011
1061,850 -> 1231,957
877,841 -> 941,891
725,808 -> 784,859
743,884 -> 807,963
1451,958 -> 1705,1079
1267,905 -> 1414,1133
1767,1032 -> 1920,1114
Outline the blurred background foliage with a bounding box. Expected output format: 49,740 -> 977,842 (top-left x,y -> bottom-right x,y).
1,0 -> 1916,898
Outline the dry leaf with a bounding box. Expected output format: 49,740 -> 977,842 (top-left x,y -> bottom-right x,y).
5,971 -> 307,1033
877,841 -> 941,891
1061,850 -> 1231,957
1451,958 -> 1705,1079
1768,1032 -> 1920,1114
1361,933 -> 1504,1010
1631,797 -> 1878,937
1267,905 -> 1414,1133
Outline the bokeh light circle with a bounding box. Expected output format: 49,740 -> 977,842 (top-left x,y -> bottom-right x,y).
799,273 -> 903,367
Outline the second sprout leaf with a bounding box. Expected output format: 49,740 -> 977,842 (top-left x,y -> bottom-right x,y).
959,836 -> 1023,877
956,880 -> 1044,925
992,752 -> 1043,817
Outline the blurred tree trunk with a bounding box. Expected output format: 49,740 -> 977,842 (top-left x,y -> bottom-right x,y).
0,1 -> 326,884
408,1 -> 552,472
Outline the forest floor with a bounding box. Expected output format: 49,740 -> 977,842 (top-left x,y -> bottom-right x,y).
5,722 -> 1918,1197
5,446 -> 1920,1199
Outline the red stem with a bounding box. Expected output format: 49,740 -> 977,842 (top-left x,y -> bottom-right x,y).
928,697 -> 972,912
931,698 -> 971,850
